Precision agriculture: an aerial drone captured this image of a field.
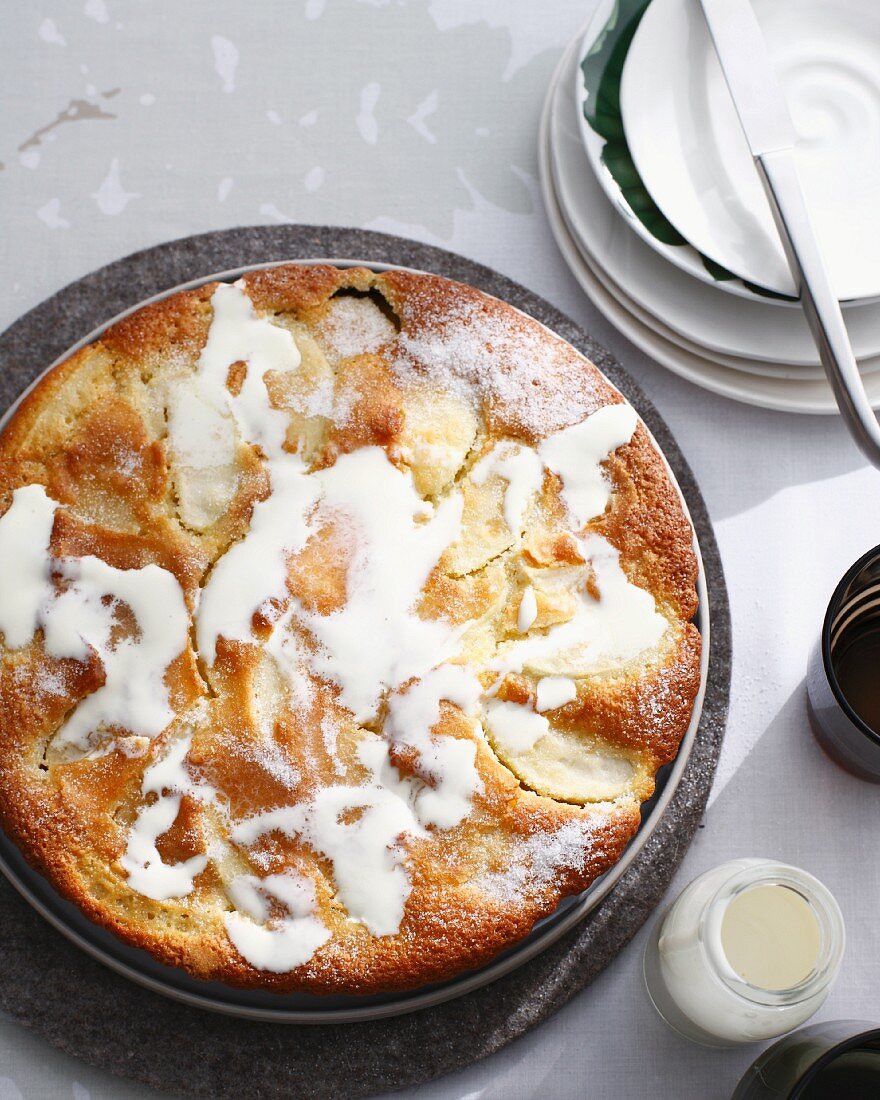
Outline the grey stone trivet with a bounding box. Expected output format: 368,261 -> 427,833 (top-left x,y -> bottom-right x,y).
0,226 -> 730,1099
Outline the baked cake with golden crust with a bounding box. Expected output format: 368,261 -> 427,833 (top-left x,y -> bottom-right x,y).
0,265 -> 700,993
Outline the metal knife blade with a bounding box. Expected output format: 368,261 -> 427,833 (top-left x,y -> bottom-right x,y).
699,0 -> 880,467
698,0 -> 796,156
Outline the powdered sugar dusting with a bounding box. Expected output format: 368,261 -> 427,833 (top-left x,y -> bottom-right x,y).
393,298 -> 606,438
256,741 -> 302,790
316,296 -> 397,360
473,818 -> 600,904
15,664 -> 67,698
320,715 -> 344,776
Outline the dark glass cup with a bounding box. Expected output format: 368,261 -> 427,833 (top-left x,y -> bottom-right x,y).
730,1020 -> 880,1098
807,545 -> 880,781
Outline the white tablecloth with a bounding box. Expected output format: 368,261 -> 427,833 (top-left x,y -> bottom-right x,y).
1,3 -> 878,1098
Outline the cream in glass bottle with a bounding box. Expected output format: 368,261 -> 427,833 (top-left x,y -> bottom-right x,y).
644,858 -> 845,1047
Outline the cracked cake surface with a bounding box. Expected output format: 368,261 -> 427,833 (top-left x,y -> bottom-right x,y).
0,265 -> 701,993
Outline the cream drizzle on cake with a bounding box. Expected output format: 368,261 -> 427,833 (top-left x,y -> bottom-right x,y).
120,796 -> 206,900
223,872 -> 330,973
192,282 -> 314,665
286,448 -> 465,722
536,676 -> 578,712
193,285 -> 466,722
233,737 -> 427,937
205,448 -> 466,722
382,663 -> 483,829
199,455 -> 319,664
233,668 -> 484,936
517,585 -> 538,633
0,484 -> 189,752
538,404 -> 638,529
119,733 -> 212,901
470,441 -> 543,534
495,535 -> 669,678
485,700 -> 549,755
0,484 -> 57,649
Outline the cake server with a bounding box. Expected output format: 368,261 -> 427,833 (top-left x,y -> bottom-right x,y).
698,0 -> 880,468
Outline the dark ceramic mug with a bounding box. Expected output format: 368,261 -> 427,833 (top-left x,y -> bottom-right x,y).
807,545 -> 880,782
730,1020 -> 880,1098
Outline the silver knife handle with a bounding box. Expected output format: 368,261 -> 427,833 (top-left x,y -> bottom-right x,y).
755,148 -> 880,468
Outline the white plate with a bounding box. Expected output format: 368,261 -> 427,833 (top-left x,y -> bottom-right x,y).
556,39 -> 880,369
622,0 -> 880,302
540,40 -> 880,414
551,74 -> 880,383
573,0 -> 775,304
550,152 -> 835,381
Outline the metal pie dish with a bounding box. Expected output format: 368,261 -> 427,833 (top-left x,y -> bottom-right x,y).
0,261 -> 710,1023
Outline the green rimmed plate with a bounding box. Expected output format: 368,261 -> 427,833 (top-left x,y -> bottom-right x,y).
574,0 -> 794,305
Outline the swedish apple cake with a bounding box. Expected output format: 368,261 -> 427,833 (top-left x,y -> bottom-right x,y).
0,265 -> 701,992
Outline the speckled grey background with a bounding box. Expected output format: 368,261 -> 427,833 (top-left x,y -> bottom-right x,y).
0,227 -> 729,1098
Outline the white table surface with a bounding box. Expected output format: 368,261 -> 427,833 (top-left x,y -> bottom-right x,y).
1,3 -> 878,1098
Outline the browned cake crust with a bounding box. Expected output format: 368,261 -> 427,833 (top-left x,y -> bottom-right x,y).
0,265 -> 700,993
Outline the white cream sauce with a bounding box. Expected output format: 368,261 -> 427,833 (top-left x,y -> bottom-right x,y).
223,871 -> 330,972
119,795 -> 206,900
536,676 -> 578,712
0,484 -> 189,752
193,285 -> 466,723
119,733 -> 212,901
193,282 -> 315,664
495,534 -> 668,677
232,661 -> 484,937
382,663 -> 482,829
468,403 -> 636,538
471,441 -> 543,534
47,555 -> 190,751
0,484 -> 56,648
233,735 -> 426,937
517,585 -> 538,633
538,404 -> 638,529
485,700 -> 549,755
197,454 -> 319,665
290,448 -> 465,723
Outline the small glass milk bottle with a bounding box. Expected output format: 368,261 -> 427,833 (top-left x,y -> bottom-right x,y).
644,858 -> 845,1048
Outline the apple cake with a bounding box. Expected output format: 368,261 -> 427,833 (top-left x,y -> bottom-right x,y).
0,264 -> 701,993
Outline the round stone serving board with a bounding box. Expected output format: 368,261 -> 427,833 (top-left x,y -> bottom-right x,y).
0,226 -> 730,1098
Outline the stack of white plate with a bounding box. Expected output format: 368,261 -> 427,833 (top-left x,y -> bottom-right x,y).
540,0 -> 880,413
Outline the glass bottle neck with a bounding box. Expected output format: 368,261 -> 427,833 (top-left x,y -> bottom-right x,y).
698,863 -> 845,1009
